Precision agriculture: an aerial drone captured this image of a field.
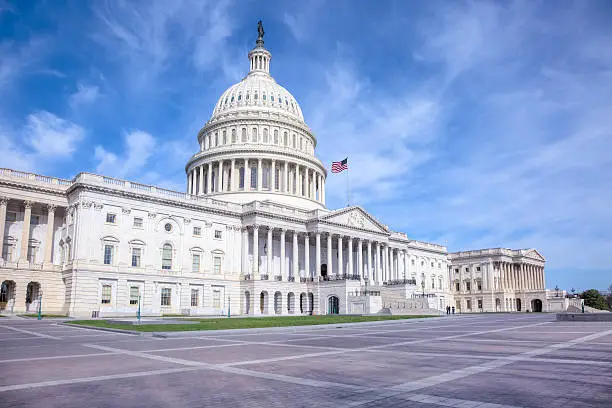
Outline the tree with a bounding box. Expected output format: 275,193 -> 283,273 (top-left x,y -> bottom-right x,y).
606,284 -> 612,310
581,289 -> 609,310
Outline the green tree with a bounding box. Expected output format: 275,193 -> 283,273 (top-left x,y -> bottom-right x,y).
606,284 -> 612,310
581,289 -> 609,310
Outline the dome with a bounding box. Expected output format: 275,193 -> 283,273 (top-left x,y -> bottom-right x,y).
185,21 -> 327,211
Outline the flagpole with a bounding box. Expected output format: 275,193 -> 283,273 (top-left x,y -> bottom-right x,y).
346,162 -> 351,207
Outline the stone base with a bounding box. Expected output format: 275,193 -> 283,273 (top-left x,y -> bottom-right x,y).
556,313 -> 612,322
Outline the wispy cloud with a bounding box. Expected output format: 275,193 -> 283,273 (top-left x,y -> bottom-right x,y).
94,130 -> 156,179
69,83 -> 100,109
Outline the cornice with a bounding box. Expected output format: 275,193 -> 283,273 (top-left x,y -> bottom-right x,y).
200,115 -> 314,141
0,179 -> 69,201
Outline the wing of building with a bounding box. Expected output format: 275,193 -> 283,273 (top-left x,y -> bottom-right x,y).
0,23 -> 569,317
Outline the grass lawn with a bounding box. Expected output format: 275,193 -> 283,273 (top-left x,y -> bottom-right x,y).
20,314 -> 68,318
68,314 -> 435,332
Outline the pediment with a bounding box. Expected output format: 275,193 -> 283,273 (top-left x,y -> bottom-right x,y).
525,249 -> 546,261
320,206 -> 389,233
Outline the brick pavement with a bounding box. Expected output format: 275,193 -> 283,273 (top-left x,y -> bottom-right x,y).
0,314 -> 610,407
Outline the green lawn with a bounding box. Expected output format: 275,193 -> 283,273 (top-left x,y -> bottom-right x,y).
20,314 -> 68,318
68,314 -> 434,332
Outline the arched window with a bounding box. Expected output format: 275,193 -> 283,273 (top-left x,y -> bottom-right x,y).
250,167 -> 257,189
254,92 -> 258,100
222,130 -> 227,145
271,95 -> 275,102
238,93 -> 242,101
214,133 -> 218,147
273,129 -> 278,144
300,138 -> 303,150
275,167 -> 280,190
263,93 -> 267,101
239,167 -> 245,189
230,95 -> 234,103
283,132 -> 288,146
246,93 -> 250,100
162,244 -> 172,270
241,128 -> 247,142
263,128 -> 268,143
252,128 -> 258,142
292,134 -> 296,148
262,166 -> 270,189
231,129 -> 237,143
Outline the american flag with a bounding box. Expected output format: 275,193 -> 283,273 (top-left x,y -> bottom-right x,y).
331,158 -> 348,173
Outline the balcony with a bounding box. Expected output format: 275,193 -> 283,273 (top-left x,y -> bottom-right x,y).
384,278 -> 417,286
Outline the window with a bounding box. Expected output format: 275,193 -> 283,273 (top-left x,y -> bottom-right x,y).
129,286 -> 139,305
439,278 -> 443,289
466,299 -> 472,310
238,93 -> 242,101
191,289 -> 199,307
231,129 -> 236,143
104,245 -> 114,265
131,248 -> 142,267
101,285 -> 111,304
212,289 -> 221,308
477,281 -> 482,291
6,212 -> 16,222
162,244 -> 172,270
455,268 -> 459,273
27,245 -> 36,263
161,288 -> 171,306
431,278 -> 435,289
252,128 -> 258,142
214,230 -> 222,239
213,256 -> 221,274
192,254 -> 201,273
2,243 -> 14,261
466,281 -> 471,292
263,128 -> 268,143
283,132 -> 288,146
262,167 -> 270,189
222,130 -> 227,144
292,134 -> 296,148
431,262 -> 434,267
214,133 -> 218,146
250,167 -> 257,189
274,130 -> 278,144
106,213 -> 116,224
465,267 -> 469,272
476,266 -> 481,271
438,263 -> 441,269
193,226 -> 201,236
241,128 -> 247,142
411,259 -> 415,265
133,217 -> 143,228
164,223 -> 172,232
477,299 -> 483,309
455,282 -> 460,291
263,94 -> 267,101
274,167 -> 280,190
239,167 -> 245,189
31,215 -> 40,225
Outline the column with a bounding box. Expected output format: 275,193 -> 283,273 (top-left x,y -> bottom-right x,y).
257,159 -> 262,191
367,241 -> 372,282
347,237 -> 353,278
0,197 -> 7,260
271,159 -> 276,190
321,179 -> 325,205
242,228 -> 248,276
296,165 -> 301,196
284,161 -> 289,193
207,162 -> 213,193
191,170 -> 196,194
316,173 -> 321,202
197,165 -> 202,195
315,232 -> 321,280
267,227 -> 273,277
280,229 -> 286,281
375,242 -> 381,284
540,267 -> 545,289
20,200 -> 32,262
292,231 -> 298,278
357,239 -> 363,281
402,250 -> 407,281
187,171 -> 192,194
252,226 -> 259,277
44,204 -> 56,263
327,233 -> 333,277
230,159 -> 235,191
218,160 -> 223,192
337,235 -> 343,277
304,234 -> 310,280
245,159 -> 251,190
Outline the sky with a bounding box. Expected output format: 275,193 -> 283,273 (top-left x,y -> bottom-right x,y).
1,0 -> 611,291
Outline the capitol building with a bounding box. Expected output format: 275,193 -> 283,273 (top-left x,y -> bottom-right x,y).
0,24 -> 558,318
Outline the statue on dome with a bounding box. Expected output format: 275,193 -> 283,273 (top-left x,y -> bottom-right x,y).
257,20 -> 265,42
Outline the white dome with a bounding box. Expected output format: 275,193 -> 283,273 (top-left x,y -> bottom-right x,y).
212,72 -> 305,122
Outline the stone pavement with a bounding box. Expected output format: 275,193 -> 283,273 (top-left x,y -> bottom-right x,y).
0,314 -> 610,407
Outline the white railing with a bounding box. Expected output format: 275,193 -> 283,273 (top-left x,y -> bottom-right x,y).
0,168 -> 72,188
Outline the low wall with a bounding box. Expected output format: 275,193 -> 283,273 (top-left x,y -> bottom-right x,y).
556,313 -> 612,322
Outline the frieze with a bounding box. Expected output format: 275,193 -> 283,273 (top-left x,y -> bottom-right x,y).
93,203 -> 104,211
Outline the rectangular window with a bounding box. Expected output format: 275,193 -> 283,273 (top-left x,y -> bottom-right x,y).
439,278 -> 443,289
477,299 -> 483,309
161,288 -> 171,306
131,248 -> 142,267
455,268 -> 459,273
274,168 -> 280,190
106,213 -> 116,224
133,217 -> 143,228
193,226 -> 201,236
466,281 -> 471,292
466,299 -> 472,310
214,230 -> 222,239
101,285 -> 112,304
250,167 -> 257,189
191,289 -> 199,307
476,266 -> 481,271
411,259 -> 415,265
455,282 -> 460,292
2,244 -> 14,261
6,212 -> 16,222
212,289 -> 221,308
129,286 -> 139,305
27,246 -> 36,263
213,256 -> 221,274
103,245 -> 113,265
31,215 -> 40,225
477,281 -> 482,291
192,254 -> 201,273
465,267 -> 469,272
431,278 -> 435,289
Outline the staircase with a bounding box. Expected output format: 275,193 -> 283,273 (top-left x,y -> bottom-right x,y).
379,293 -> 442,316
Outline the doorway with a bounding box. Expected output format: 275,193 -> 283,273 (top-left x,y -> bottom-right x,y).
328,296 -> 339,314
531,299 -> 543,312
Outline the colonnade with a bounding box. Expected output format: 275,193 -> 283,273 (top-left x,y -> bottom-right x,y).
0,198 -> 57,264
241,226 -> 413,285
498,261 -> 545,291
187,158 -> 325,204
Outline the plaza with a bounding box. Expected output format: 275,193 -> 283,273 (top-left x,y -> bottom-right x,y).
0,314 -> 610,407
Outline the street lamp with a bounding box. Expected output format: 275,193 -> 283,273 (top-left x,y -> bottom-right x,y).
37,290 -> 43,320
227,295 -> 231,318
137,295 -> 141,323
555,285 -> 560,298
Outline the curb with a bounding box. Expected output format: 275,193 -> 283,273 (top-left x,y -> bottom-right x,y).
60,322 -> 144,336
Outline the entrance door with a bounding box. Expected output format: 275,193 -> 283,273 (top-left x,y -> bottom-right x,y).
321,264 -> 328,279
328,296 -> 339,314
531,299 -> 543,312
516,298 -> 522,312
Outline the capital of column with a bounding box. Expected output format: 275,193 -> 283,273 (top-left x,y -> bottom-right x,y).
0,196 -> 8,206
23,200 -> 33,209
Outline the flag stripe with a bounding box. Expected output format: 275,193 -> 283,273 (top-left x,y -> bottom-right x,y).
331,158 -> 348,173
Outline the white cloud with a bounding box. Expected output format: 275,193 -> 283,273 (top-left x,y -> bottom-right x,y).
69,83 -> 100,108
94,130 -> 156,178
24,111 -> 85,157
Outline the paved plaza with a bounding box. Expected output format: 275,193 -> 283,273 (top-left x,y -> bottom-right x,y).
0,314 -> 610,407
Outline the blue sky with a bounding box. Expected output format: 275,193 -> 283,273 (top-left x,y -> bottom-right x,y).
1,0 -> 611,291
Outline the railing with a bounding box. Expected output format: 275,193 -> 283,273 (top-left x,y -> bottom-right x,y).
384,279 -> 417,286
319,275 -> 361,282
0,168 -> 72,187
287,276 -> 295,282
349,290 -> 381,296
243,274 -> 252,281
260,274 -> 269,281
274,275 -> 283,281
